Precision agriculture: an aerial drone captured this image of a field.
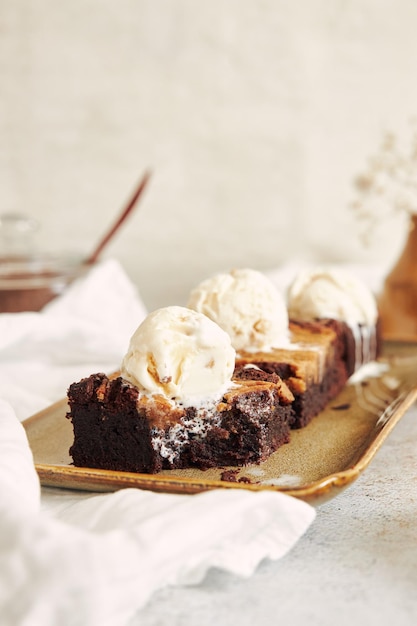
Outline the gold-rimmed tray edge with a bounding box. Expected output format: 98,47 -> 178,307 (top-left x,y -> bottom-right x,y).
22,363 -> 417,506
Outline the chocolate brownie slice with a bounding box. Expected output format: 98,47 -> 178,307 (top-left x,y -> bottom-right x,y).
67,372 -> 295,473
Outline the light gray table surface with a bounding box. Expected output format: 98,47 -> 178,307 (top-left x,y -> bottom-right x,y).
131,402 -> 417,626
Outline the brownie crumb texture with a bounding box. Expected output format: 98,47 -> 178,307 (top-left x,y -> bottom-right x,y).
67,374 -> 293,474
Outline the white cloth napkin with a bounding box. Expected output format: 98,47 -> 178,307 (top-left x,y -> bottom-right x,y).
0,259 -> 147,420
0,259 -> 316,625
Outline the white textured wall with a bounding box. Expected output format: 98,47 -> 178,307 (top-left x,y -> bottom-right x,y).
1,0 -> 416,310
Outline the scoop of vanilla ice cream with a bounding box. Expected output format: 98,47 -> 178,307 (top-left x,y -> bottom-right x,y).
287,268 -> 378,326
187,268 -> 289,352
121,306 -> 235,404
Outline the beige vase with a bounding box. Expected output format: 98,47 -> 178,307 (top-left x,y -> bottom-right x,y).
378,214 -> 417,341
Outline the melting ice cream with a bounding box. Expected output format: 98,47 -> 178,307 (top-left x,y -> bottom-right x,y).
188,268 -> 289,352
121,305 -> 236,404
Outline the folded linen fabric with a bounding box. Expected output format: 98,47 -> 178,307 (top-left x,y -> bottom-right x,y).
0,259 -> 148,420
0,258 -> 316,625
0,396 -> 315,625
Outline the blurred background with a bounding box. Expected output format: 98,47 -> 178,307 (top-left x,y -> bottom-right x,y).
1,0 -> 416,311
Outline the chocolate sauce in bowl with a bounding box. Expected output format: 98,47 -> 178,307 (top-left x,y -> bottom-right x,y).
0,214 -> 88,312
0,256 -> 87,312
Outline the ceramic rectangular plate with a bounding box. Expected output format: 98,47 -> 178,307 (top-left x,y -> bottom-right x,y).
23,347 -> 417,505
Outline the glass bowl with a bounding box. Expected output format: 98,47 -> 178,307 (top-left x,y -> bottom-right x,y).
0,255 -> 88,313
